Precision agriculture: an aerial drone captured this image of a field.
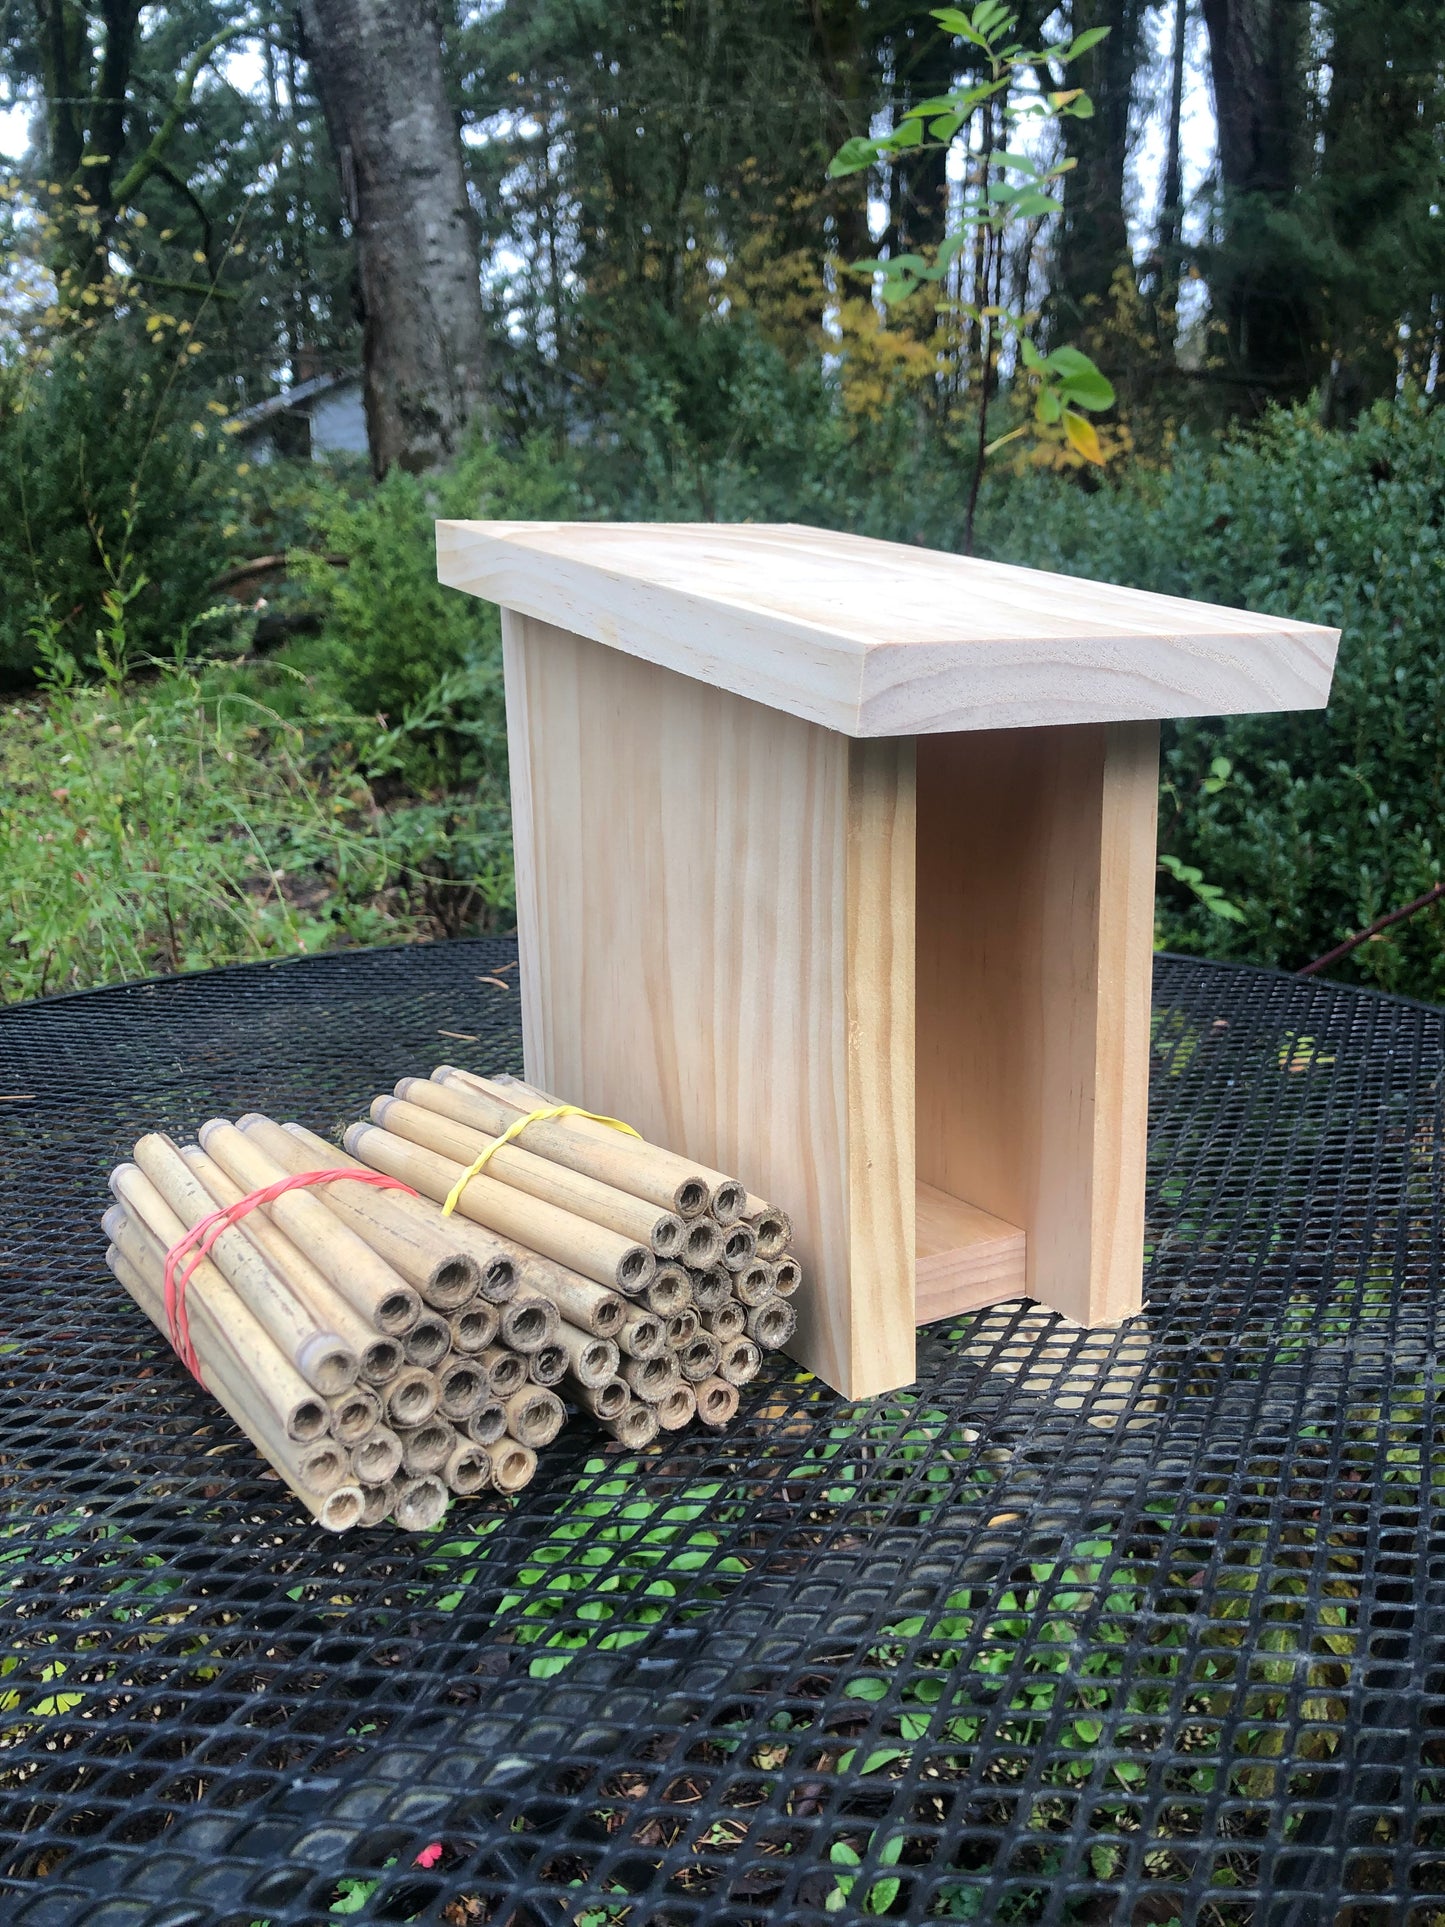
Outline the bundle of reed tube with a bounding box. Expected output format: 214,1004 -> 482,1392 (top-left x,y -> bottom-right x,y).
101,1069 -> 801,1533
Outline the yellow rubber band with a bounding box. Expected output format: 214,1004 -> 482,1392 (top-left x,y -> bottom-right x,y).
439,1103 -> 642,1217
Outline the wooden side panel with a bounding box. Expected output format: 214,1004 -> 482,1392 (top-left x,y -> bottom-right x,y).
502,613 -> 917,1397
915,722 -> 1158,1327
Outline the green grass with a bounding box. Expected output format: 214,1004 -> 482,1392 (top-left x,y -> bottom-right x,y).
0,634 -> 513,1003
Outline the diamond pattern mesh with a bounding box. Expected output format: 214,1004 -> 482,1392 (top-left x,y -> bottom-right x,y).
1,941 -> 1442,1925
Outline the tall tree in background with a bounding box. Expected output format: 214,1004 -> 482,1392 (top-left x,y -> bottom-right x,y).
1052,0 -> 1149,355
300,0 -> 487,474
1199,0 -> 1314,401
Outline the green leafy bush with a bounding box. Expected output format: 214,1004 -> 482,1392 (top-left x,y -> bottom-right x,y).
975,396 -> 1445,997
0,331 -> 240,684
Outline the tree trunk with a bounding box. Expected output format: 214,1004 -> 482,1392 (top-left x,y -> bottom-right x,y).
1154,0 -> 1189,343
299,0 -> 487,475
1200,0 -> 1315,403
1053,0 -> 1148,351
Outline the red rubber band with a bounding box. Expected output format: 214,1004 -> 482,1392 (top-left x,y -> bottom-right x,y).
161,1168 -> 419,1382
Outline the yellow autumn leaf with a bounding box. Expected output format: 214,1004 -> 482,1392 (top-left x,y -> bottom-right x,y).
1062,409 -> 1104,464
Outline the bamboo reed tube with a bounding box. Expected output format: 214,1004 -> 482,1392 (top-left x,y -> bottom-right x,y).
432,1068 -> 716,1219
499,1294 -> 559,1354
515,1265 -> 627,1337
655,1384 -> 696,1431
105,1189 -> 328,1444
478,1345 -> 527,1398
556,1325 -> 620,1389
695,1378 -> 739,1428
665,1307 -> 700,1348
465,1399 -> 508,1446
770,1256 -> 802,1298
688,1266 -> 732,1314
448,1302 -> 500,1353
677,1218 -> 723,1269
622,1352 -> 679,1402
677,1333 -> 721,1383
616,1307 -> 665,1360
278,1121 -> 520,1303
294,1438 -> 348,1493
197,1121 -> 422,1337
106,1242 -> 355,1530
393,1475 -> 449,1532
503,1385 -> 565,1449
702,1300 -> 747,1343
381,1366 -> 439,1427
718,1222 -> 757,1271
732,1262 -> 777,1308
352,1426 -> 403,1486
443,1432 -> 491,1496
746,1299 -> 796,1348
435,1355 -> 487,1420
527,1341 -> 566,1388
480,1073 -> 747,1225
605,1401 -> 659,1448
343,1123 -> 655,1294
719,1338 -> 762,1386
744,1200 -> 793,1260
130,1135 -> 360,1394
379,1092 -> 689,1258
483,1438 -> 537,1494
402,1312 -> 452,1368
574,1376 -> 629,1421
398,1417 -> 454,1476
328,1386 -> 382,1446
359,1480 -> 395,1527
643,1265 -> 693,1318
241,1115 -> 496,1308
181,1144 -> 402,1388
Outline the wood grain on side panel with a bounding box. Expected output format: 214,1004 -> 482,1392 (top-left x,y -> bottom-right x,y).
502,613 -> 917,1396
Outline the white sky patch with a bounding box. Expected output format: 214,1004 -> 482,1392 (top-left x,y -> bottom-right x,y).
0,101 -> 33,162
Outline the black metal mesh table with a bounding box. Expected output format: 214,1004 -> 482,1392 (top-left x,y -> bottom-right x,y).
2,940 -> 1443,1927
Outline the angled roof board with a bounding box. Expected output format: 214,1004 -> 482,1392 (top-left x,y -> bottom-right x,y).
437,519 -> 1341,737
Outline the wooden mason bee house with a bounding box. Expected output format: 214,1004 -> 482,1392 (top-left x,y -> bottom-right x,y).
438,521 -> 1340,1400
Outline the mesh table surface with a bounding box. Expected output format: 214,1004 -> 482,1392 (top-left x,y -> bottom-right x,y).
1,939 -> 1442,1927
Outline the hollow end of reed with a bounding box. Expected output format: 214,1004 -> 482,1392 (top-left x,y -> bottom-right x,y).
721,1224 -> 757,1269
376,1285 -> 423,1336
353,1428 -> 403,1485
616,1247 -> 653,1291
710,1181 -> 748,1227
359,1481 -> 395,1527
359,1336 -> 405,1385
748,1300 -> 796,1347
771,1256 -> 802,1296
502,1301 -> 549,1351
528,1342 -> 567,1387
401,1418 -> 454,1474
644,1267 -> 692,1317
300,1440 -> 348,1492
424,1254 -> 482,1310
610,1404 -> 659,1448
750,1210 -> 791,1259
384,1368 -> 438,1427
486,1351 -> 527,1398
296,1335 -> 361,1398
697,1378 -> 739,1427
487,1440 -> 536,1492
650,1213 -> 686,1259
680,1220 -> 722,1268
445,1442 -> 490,1495
403,1312 -> 451,1368
292,1397 -> 330,1442
328,1389 -> 380,1445
465,1399 -> 508,1445
588,1292 -> 626,1337
585,1377 -> 629,1420
721,1339 -> 762,1384
437,1361 -> 485,1419
394,1475 -> 449,1531
318,1486 -> 365,1532
449,1305 -> 498,1353
656,1385 -> 696,1430
675,1178 -> 709,1218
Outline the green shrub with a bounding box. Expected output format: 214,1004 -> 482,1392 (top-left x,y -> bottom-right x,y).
0,331 -> 240,684
974,396 -> 1445,998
